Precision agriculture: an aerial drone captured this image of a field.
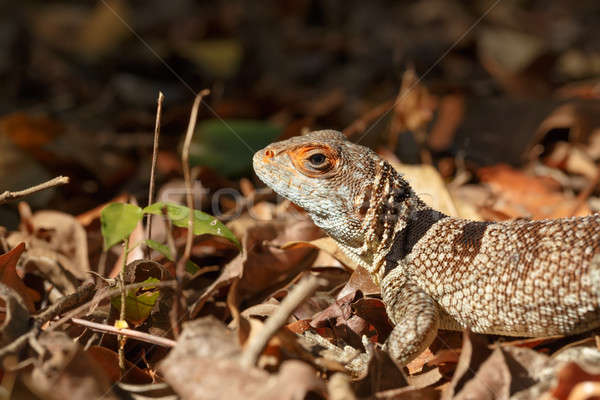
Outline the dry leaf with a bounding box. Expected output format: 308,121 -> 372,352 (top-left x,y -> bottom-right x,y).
0,243 -> 39,312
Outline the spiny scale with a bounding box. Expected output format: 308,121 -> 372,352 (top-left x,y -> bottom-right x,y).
253,129 -> 600,365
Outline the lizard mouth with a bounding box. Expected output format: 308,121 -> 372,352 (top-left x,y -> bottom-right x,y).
253,148 -> 298,202
253,149 -> 278,187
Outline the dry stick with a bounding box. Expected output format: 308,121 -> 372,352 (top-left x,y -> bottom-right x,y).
0,331 -> 35,360
34,280 -> 96,324
71,318 -> 176,348
145,92 -> 164,258
118,239 -> 130,371
171,89 -> 210,338
328,373 -> 357,400
239,274 -> 327,368
0,176 -> 70,205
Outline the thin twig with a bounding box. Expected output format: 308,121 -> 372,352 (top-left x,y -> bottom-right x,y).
239,274 -> 327,368
34,280 -> 96,324
118,239 -> 130,371
96,250 -> 108,283
71,318 -> 176,348
0,331 -> 35,360
328,373 -> 356,400
171,89 -> 210,337
0,176 -> 70,205
146,91 -> 164,257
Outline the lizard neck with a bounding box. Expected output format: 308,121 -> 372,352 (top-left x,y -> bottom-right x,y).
330,159 -> 442,279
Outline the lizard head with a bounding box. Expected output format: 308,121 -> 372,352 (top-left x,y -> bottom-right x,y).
253,130 -> 380,248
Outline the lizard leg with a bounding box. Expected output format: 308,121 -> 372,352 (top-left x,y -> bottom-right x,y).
381,270 -> 439,365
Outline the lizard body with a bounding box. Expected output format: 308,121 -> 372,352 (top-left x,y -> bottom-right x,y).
253,130 -> 600,365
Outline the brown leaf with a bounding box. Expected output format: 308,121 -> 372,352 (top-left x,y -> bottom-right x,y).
550,362 -> 600,400
407,367 -> 443,389
261,360 -> 327,400
0,112 -> 62,151
0,243 -> 39,312
478,164 -> 590,218
0,282 -> 30,346
23,332 -> 117,400
236,219 -> 321,302
86,346 -> 153,384
444,334 -> 549,400
406,348 -> 436,374
8,209 -> 90,283
442,331 -> 492,400
427,93 -> 465,152
160,316 -> 326,400
282,236 -> 359,270
311,291 -> 358,329
531,101 -> 600,156
337,266 -> 380,299
352,346 -> 409,396
286,319 -> 312,334
389,67 -> 437,147
352,297 -> 393,342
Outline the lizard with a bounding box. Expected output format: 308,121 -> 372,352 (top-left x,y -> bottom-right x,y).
252,129 -> 600,366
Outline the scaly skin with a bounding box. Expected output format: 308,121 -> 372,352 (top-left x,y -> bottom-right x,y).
253,130 -> 600,365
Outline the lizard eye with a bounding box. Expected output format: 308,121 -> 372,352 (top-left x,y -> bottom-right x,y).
289,145 -> 338,177
308,153 -> 326,166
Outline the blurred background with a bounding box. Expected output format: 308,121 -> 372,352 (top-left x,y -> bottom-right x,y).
1,0 -> 600,227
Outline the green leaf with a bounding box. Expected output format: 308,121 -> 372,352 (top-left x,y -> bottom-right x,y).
146,239 -> 201,274
186,260 -> 201,274
146,202 -> 240,248
111,277 -> 160,327
188,119 -> 281,177
101,203 -> 143,250
143,202 -> 166,215
145,239 -> 174,261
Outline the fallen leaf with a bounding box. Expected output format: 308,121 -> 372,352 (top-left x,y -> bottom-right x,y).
282,237 -> 360,270
550,362 -> 600,400
0,243 -> 39,312
23,331 -> 117,400
352,346 -> 409,396
0,282 -> 30,346
478,164 -> 590,218
86,346 -> 153,384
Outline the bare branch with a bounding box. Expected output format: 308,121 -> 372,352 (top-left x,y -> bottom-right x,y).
239,274 -> 327,368
146,91 -> 165,255
34,280 -> 96,324
71,318 -> 176,348
0,176 -> 70,205
171,89 -> 210,337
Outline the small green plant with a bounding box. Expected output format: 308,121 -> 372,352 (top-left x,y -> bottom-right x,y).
100,201 -> 239,326
101,201 -> 239,253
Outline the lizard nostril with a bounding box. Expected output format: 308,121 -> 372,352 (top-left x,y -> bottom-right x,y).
265,149 -> 274,159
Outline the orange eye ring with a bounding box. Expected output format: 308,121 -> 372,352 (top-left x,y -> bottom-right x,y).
288,145 -> 338,178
